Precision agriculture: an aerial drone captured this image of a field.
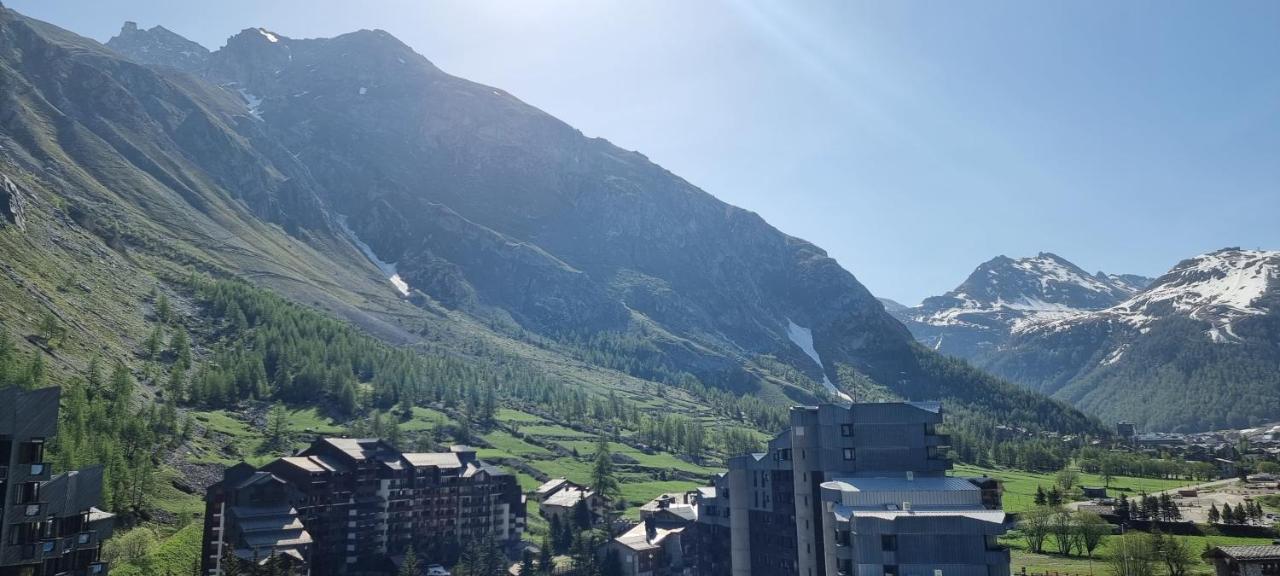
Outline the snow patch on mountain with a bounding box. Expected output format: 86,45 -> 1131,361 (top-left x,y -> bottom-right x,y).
235,87 -> 263,120
336,215 -> 411,297
786,319 -> 851,402
1023,249 -> 1277,344
1110,249 -> 1276,340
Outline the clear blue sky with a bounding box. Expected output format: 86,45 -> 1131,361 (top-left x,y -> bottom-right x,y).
9,0 -> 1279,304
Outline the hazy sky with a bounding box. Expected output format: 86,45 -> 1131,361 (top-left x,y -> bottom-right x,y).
9,0 -> 1279,304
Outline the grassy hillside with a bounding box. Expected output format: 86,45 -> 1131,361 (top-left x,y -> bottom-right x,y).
952,464 -> 1195,513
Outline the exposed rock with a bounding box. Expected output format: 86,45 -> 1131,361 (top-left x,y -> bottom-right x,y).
105,20 -> 210,73
0,174 -> 27,230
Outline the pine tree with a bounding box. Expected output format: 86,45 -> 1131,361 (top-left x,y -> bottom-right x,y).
538,535 -> 554,575
1208,503 -> 1220,524
156,293 -> 172,324
519,549 -> 535,576
1035,485 -> 1048,506
266,402 -> 289,451
399,546 -> 422,576
220,545 -> 243,576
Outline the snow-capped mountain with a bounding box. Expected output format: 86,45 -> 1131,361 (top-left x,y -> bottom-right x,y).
1101,249 -> 1276,342
888,252 -> 1150,358
980,248 -> 1280,432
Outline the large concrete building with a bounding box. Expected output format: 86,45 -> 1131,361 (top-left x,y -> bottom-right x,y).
696,402 -> 1010,576
202,438 -> 525,575
0,387 -> 115,576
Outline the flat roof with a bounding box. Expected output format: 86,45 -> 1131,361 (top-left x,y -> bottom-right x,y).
824,476 -> 979,493
403,452 -> 463,469
834,507 -> 1006,524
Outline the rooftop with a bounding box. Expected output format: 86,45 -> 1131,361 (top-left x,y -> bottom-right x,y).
543,486 -> 595,508
823,476 -> 979,493
403,452 -> 463,469
1206,546 -> 1280,561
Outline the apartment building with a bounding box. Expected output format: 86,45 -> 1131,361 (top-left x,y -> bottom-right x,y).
202,438 -> 525,576
0,387 -> 114,576
695,402 -> 1010,576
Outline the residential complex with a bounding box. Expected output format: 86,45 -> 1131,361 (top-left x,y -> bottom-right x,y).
0,387 -> 114,576
693,402 -> 1010,576
201,438 -> 525,575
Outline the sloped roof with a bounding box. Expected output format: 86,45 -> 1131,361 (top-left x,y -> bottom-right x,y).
1207,546 -> 1280,560
536,478 -> 572,495
403,452 -> 463,469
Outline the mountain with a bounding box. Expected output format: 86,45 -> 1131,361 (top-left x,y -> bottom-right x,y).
0,3 -> 1100,459
983,248 -> 1280,432
97,20 -> 1052,412
877,297 -> 910,313
898,248 -> 1279,432
889,252 -> 1149,359
105,21 -> 210,71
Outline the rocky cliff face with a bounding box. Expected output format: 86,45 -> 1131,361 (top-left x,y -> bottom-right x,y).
0,174 -> 26,229
105,21 -> 209,72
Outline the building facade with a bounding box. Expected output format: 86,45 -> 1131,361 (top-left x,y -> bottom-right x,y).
0,387 -> 114,576
202,438 -> 525,576
606,493 -> 700,576
695,402 -> 1009,576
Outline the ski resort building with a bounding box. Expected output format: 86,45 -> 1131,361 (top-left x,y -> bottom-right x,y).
0,387 -> 114,576
201,438 -> 525,575
695,402 -> 1010,576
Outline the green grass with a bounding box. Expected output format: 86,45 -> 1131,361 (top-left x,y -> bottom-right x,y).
400,406 -> 450,432
496,408 -> 548,424
954,464 -> 1196,513
477,430 -> 552,459
1007,532 -> 1275,574
517,423 -> 594,438
148,468 -> 205,520
111,523 -> 203,576
285,406 -> 344,434
555,440 -> 720,476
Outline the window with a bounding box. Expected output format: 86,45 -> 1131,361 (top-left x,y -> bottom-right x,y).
882,535 -> 897,551
842,448 -> 855,461
840,424 -> 853,437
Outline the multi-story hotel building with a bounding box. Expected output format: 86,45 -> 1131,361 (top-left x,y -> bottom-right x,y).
202,438 -> 524,575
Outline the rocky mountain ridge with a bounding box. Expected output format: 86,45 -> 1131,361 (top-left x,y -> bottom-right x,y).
897,248 -> 1279,431
889,252 -> 1151,358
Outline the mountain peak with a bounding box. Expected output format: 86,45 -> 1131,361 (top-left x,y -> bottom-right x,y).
106,20 -> 209,72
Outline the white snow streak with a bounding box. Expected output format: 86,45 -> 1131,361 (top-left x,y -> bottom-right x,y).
336,216 -> 411,297
786,319 -> 851,402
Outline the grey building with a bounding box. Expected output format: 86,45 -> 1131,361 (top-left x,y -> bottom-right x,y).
0,387 -> 114,576
696,402 -> 1009,576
